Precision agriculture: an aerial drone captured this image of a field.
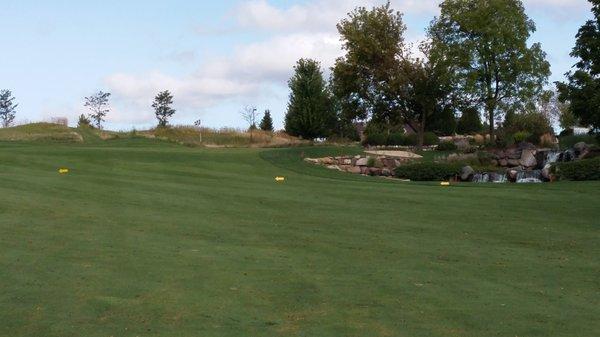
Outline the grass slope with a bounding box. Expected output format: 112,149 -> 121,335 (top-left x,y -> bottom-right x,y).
0,141 -> 598,337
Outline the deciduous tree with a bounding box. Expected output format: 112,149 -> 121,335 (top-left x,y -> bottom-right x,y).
557,0 -> 600,134
84,91 -> 111,129
429,0 -> 550,140
331,2 -> 407,129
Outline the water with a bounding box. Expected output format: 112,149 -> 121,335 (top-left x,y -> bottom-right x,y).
544,151 -> 560,165
489,172 -> 508,183
472,173 -> 489,183
516,170 -> 543,183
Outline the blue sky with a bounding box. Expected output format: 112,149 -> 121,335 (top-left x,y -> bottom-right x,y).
0,0 -> 593,130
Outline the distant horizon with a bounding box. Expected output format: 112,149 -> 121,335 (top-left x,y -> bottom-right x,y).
1,0 -> 593,130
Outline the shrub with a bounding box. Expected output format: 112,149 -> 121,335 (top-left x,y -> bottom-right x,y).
437,141 -> 458,151
559,134 -> 599,149
394,162 -> 461,181
77,114 -> 92,128
367,157 -> 376,168
423,132 -> 440,146
504,111 -> 552,145
388,132 -> 406,146
513,131 -> 531,143
555,157 -> 600,181
363,132 -> 387,146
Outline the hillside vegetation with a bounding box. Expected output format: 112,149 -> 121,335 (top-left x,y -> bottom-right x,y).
0,123 -> 309,148
0,141 -> 598,337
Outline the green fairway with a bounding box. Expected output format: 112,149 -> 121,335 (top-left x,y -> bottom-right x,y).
0,141 -> 598,337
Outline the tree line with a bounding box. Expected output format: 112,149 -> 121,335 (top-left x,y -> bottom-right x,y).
284,0 -> 600,147
1,0 -> 599,143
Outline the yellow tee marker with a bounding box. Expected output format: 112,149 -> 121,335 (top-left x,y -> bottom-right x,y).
440,182 -> 450,186
58,168 -> 69,174
275,176 -> 285,182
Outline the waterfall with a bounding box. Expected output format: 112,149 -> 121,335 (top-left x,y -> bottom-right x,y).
472,173 -> 489,183
489,172 -> 508,183
544,151 -> 560,166
516,170 -> 543,183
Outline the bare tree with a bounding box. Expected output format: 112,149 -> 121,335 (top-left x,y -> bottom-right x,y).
84,91 -> 111,129
240,105 -> 260,143
0,90 -> 18,128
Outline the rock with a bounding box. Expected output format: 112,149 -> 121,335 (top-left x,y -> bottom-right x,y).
455,138 -> 470,150
499,159 -> 508,167
519,149 -> 537,168
581,147 -> 600,160
321,157 -> 335,165
506,149 -> 522,159
461,166 -> 475,181
542,164 -> 552,181
507,169 -> 519,182
382,168 -> 392,177
304,158 -> 319,164
360,166 -> 370,175
518,142 -> 536,150
369,167 -> 382,176
574,142 -> 589,155
342,158 -> 352,165
491,159 -> 499,166
355,157 -> 369,166
507,159 -> 521,167
346,166 -> 362,174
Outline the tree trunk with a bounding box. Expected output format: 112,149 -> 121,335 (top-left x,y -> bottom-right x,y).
417,117 -> 425,151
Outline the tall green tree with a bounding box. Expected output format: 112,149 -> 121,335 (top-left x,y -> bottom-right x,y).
152,90 -> 176,127
285,59 -> 335,139
0,90 -> 18,128
84,91 -> 111,129
259,110 -> 274,132
401,42 -> 455,148
457,107 -> 483,135
429,0 -> 551,140
331,2 -> 407,130
557,0 -> 600,133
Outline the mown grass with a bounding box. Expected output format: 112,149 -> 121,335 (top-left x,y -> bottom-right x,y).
0,142 -> 598,337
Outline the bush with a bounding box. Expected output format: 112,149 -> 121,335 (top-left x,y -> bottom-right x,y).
77,114 -> 92,128
437,141 -> 458,151
513,131 -> 531,143
504,111 -> 552,145
423,132 -> 440,146
559,134 -> 599,149
555,157 -> 600,181
363,132 -> 388,146
394,162 -> 461,181
387,132 -> 406,146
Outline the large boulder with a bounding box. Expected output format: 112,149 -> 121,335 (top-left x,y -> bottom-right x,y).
518,142 -> 536,150
499,159 -> 508,167
520,149 -> 537,168
507,159 -> 521,167
321,157 -> 335,165
574,142 -> 589,154
355,157 -> 369,166
542,164 -> 553,181
461,166 -> 475,181
304,158 -> 319,164
346,166 -> 362,174
506,148 -> 522,159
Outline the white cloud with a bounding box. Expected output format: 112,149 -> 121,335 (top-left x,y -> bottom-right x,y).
106,0 -> 590,127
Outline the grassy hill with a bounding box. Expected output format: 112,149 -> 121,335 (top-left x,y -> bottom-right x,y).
0,123 -> 310,148
0,140 -> 598,337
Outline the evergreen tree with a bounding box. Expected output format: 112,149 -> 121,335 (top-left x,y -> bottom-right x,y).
285,59 -> 335,139
152,90 -> 176,127
457,107 -> 483,135
0,90 -> 18,128
557,0 -> 600,133
259,110 -> 274,132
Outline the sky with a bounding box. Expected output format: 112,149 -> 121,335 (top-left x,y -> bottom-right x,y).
0,0 -> 594,130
